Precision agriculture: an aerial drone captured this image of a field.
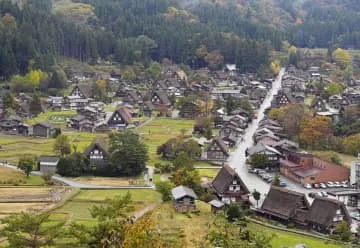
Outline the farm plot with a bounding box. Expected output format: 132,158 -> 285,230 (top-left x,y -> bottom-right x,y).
136,118 -> 195,165
52,189 -> 161,225
0,187 -> 71,219
0,132 -> 106,164
70,174 -> 148,187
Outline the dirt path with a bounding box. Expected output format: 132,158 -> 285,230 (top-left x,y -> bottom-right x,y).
135,116 -> 154,130
133,202 -> 160,221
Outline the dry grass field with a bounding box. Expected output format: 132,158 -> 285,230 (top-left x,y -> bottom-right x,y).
52,189 -> 161,226
153,202 -> 343,248
70,175 -> 148,187
0,186 -> 72,219
0,167 -> 45,186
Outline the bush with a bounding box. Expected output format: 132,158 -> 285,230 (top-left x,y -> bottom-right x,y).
154,163 -> 173,174
57,153 -> 89,177
226,204 -> 242,222
155,181 -> 174,202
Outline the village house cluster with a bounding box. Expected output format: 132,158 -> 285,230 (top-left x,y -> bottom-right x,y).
246,66 -> 352,186
172,65 -> 359,237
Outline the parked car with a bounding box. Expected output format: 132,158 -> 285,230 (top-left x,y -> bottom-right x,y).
279,180 -> 287,187
248,168 -> 258,174
319,183 -> 327,189
304,183 -> 312,189
341,181 -> 349,188
327,182 -> 334,188
257,170 -> 266,176
313,183 -> 320,189
321,191 -> 328,197
316,192 -> 323,197
308,192 -> 315,198
334,181 -> 341,187
350,212 -> 360,221
262,174 -> 272,181
265,177 -> 273,183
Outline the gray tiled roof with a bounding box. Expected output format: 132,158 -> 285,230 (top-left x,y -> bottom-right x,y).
171,185 -> 197,200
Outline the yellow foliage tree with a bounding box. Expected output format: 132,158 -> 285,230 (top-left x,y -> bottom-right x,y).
288,45 -> 297,54
124,213 -> 166,248
300,116 -> 332,148
332,48 -> 352,69
197,99 -> 214,115
271,60 -> 281,74
343,133 -> 360,156
268,107 -> 285,121
27,69 -> 44,86
0,13 -> 17,31
96,79 -> 107,89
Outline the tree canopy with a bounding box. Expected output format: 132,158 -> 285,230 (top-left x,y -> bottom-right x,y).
109,130 -> 148,176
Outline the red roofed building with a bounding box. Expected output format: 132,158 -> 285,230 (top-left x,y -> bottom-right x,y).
280,152 -> 350,185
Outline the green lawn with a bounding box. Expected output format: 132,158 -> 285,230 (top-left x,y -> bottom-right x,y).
196,168 -> 220,179
74,189 -> 161,202
24,110 -> 77,125
136,118 -> 195,165
0,132 -> 106,164
247,222 -> 342,248
304,94 -> 315,107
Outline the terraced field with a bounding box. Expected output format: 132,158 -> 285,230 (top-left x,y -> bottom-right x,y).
0,132 -> 106,164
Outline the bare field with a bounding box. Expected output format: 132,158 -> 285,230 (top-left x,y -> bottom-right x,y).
0,203 -> 51,214
0,186 -> 72,219
70,175 -> 148,187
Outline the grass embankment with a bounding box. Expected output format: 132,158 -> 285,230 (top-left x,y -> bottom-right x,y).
0,167 -> 45,186
312,150 -> 357,168
248,222 -> 342,248
136,118 -> 195,165
153,202 -> 343,248
0,132 -> 106,164
51,189 -> 161,226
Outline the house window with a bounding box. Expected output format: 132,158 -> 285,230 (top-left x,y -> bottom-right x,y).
222,197 -> 230,204
333,216 -> 343,222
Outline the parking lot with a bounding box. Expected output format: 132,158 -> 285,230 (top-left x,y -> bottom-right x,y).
248,168 -> 353,201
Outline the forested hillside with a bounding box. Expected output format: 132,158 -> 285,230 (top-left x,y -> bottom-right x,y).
1,0 -> 360,80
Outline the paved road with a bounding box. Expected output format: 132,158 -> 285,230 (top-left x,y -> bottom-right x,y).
227,69 -> 326,205
228,69 -> 284,203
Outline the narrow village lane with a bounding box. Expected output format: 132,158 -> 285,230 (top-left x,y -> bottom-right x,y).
228,68 -> 285,200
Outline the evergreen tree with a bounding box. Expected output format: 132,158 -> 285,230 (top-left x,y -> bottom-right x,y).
29,93 -> 42,116
1,213 -> 64,248
109,130 -> 148,176
48,70 -> 65,89
2,92 -> 14,109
